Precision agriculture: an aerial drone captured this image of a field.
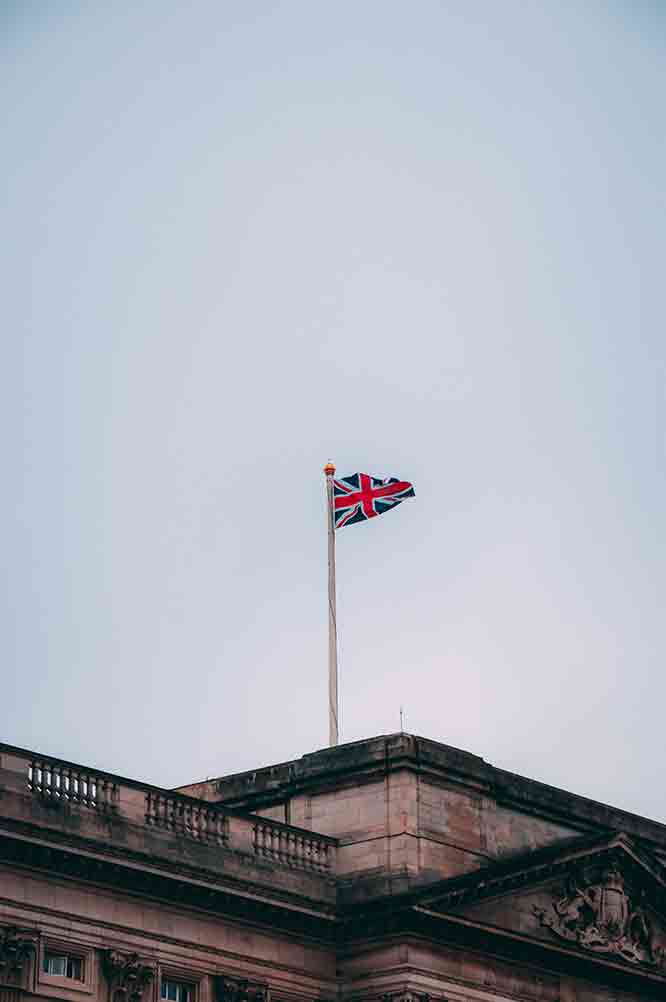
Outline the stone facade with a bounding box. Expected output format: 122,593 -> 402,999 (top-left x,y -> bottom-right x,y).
1,734 -> 665,1002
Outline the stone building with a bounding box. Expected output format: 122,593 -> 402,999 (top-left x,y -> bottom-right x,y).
1,732 -> 665,1002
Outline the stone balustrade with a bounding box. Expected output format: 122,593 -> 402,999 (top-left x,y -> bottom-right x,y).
28,758 -> 119,811
145,791 -> 229,846
252,820 -> 333,873
0,744 -> 337,882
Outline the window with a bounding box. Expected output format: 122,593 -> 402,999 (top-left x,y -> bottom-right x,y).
161,979 -> 192,1002
43,952 -> 83,980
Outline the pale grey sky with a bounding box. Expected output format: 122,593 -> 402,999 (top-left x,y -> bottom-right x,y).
2,3 -> 665,820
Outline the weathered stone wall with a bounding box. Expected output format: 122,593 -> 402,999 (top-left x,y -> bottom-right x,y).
181,735 -> 612,887
0,865 -> 334,1002
338,938 -> 663,1002
2,735 -> 665,1002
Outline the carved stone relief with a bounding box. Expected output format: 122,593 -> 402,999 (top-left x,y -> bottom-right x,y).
102,950 -> 155,1002
534,864 -> 664,968
0,927 -> 36,986
213,976 -> 269,1002
381,993 -> 431,1002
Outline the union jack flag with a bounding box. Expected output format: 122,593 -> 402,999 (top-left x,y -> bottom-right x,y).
333,473 -> 415,529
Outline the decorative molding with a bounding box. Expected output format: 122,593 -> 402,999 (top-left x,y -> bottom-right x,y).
381,994 -> 431,1002
213,976 -> 269,1002
0,927 -> 36,986
534,863 -> 664,968
102,950 -> 155,1001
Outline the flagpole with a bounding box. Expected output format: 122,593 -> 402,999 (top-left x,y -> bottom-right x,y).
324,461 -> 339,747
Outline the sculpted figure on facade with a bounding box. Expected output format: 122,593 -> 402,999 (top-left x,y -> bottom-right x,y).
214,976 -> 269,1002
102,950 -> 155,1002
0,926 -> 36,985
380,993 -> 430,1002
535,865 -> 661,967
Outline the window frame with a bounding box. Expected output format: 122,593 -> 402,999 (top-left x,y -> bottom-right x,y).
42,950 -> 84,980
37,937 -> 95,998
158,964 -> 202,1002
161,977 -> 194,1002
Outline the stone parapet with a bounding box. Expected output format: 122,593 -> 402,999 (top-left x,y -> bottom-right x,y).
0,743 -> 338,913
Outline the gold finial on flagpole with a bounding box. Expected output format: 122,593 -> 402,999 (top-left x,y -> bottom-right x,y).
324,460 -> 336,476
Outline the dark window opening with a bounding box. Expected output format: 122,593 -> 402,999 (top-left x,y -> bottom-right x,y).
43,952 -> 83,980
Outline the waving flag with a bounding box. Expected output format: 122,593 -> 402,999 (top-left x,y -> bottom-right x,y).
333,473 -> 415,529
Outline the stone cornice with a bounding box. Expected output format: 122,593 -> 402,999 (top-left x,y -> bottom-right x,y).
183,734 -> 666,852
0,826 -> 337,942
